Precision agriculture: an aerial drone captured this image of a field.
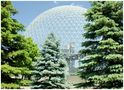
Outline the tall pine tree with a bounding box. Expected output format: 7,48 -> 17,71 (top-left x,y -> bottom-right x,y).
79,1 -> 123,88
32,33 -> 68,89
1,1 -> 39,89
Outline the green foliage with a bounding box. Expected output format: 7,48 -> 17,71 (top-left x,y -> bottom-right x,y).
19,80 -> 32,86
1,64 -> 31,75
32,33 -> 68,89
1,83 -> 20,89
1,1 -> 39,89
79,1 -> 123,88
89,74 -> 123,88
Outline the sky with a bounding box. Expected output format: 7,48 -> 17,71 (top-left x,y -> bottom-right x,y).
12,1 -> 91,27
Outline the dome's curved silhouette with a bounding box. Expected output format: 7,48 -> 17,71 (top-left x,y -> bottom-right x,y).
24,5 -> 87,53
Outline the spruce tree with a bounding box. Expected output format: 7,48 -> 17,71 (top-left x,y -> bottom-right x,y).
32,33 -> 68,89
79,1 -> 123,88
1,1 -> 39,89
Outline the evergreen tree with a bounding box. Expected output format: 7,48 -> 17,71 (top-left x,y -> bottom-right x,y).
32,33 -> 68,89
79,1 -> 123,88
1,1 -> 39,89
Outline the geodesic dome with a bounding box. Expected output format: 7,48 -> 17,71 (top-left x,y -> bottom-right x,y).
24,5 -> 86,53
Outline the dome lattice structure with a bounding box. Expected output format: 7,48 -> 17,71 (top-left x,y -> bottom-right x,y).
24,5 -> 86,54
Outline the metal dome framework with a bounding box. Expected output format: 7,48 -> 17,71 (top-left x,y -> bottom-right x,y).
24,5 -> 87,73
25,5 -> 87,54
